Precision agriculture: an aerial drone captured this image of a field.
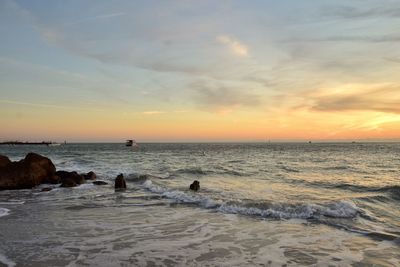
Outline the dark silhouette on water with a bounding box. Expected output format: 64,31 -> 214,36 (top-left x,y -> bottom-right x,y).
189,180 -> 200,191
115,174 -> 127,190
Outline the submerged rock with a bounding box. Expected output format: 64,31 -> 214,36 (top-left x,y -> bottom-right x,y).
0,153 -> 58,190
93,181 -> 108,185
189,180 -> 200,191
57,171 -> 85,188
83,171 -> 96,180
114,174 -> 126,190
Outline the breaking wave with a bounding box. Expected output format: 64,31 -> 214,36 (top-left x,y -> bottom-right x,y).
0,252 -> 16,267
142,180 -> 361,220
0,208 -> 10,218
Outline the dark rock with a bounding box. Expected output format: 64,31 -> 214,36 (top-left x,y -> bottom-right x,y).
93,181 -> 108,185
0,155 -> 11,168
41,187 -> 52,192
57,171 -> 85,188
189,180 -> 200,191
0,153 -> 57,190
114,174 -> 126,190
83,171 -> 96,180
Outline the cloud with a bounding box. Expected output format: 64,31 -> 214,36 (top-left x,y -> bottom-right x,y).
384,57 -> 400,64
0,99 -> 104,112
141,111 -> 166,115
321,5 -> 400,19
308,84 -> 400,114
285,34 -> 400,44
217,35 -> 248,57
64,12 -> 126,26
192,81 -> 261,113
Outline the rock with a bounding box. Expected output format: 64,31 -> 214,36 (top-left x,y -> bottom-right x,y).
41,187 -> 52,192
25,153 -> 59,184
189,180 -> 200,191
0,153 -> 57,190
114,174 -> 126,190
93,181 -> 108,185
0,155 -> 11,168
83,171 -> 96,180
57,171 -> 85,188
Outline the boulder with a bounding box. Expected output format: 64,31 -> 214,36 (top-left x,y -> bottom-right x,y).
93,181 -> 108,185
0,153 -> 57,190
57,171 -> 85,188
83,171 -> 96,180
114,174 -> 126,190
25,153 -> 59,184
189,180 -> 200,191
0,155 -> 11,168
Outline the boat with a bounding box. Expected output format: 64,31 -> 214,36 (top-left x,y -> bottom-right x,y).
126,140 -> 139,148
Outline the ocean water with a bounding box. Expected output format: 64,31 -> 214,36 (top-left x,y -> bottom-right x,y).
0,142 -> 399,266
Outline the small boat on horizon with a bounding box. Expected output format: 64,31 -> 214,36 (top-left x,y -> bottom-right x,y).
126,139 -> 139,148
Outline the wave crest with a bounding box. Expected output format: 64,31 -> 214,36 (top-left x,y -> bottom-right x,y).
142,180 -> 361,220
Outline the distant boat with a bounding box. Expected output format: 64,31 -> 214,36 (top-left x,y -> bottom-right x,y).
126,139 -> 139,148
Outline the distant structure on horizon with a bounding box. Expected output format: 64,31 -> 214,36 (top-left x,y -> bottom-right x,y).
0,141 -> 61,146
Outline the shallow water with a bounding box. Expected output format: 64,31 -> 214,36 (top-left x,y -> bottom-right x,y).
0,143 -> 400,266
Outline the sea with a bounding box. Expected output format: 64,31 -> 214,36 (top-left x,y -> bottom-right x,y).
0,142 -> 399,266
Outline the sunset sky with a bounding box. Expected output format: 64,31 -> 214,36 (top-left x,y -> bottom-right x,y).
1,0 -> 400,142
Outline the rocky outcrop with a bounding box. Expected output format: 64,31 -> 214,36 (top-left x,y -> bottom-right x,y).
93,181 -> 108,185
114,174 -> 126,190
0,155 -> 11,168
0,153 -> 58,190
57,171 -> 85,188
189,180 -> 200,191
83,171 -> 96,180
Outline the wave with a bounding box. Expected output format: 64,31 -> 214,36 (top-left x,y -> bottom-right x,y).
0,208 -> 10,218
173,167 -> 249,177
142,180 -> 361,220
0,201 -> 25,205
323,166 -> 349,170
280,177 -> 400,200
280,166 -> 300,173
377,185 -> 400,200
0,252 -> 16,267
377,185 -> 400,194
175,167 -> 209,175
125,173 -> 171,183
334,184 -> 400,196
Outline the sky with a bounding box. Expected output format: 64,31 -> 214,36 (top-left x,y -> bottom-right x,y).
0,0 -> 400,142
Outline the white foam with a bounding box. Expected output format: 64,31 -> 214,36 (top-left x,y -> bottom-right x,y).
0,201 -> 24,205
0,208 -> 10,218
143,180 -> 219,208
142,180 -> 361,220
217,201 -> 360,219
0,252 -> 16,267
0,254 -> 14,267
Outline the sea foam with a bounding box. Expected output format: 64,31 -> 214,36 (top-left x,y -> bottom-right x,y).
0,252 -> 15,267
142,180 -> 361,220
0,208 -> 10,218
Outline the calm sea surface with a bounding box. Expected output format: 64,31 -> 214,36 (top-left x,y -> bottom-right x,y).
0,143 -> 399,266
